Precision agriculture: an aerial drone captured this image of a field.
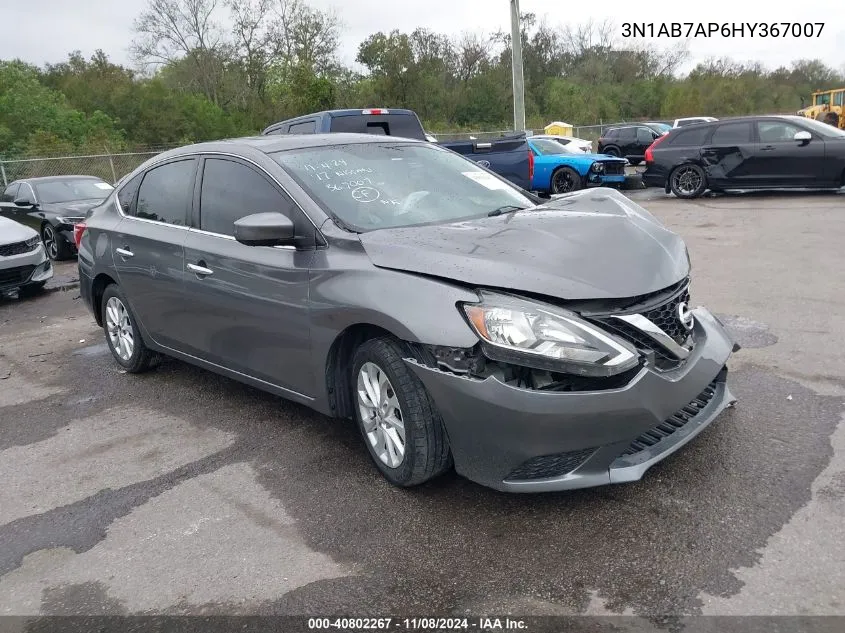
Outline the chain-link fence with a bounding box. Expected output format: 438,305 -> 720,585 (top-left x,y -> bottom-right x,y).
0,148 -> 180,187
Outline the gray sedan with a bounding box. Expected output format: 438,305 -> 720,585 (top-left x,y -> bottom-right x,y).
77,133 -> 739,492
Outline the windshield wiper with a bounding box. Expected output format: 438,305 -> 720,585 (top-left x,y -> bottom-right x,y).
487,205 -> 527,217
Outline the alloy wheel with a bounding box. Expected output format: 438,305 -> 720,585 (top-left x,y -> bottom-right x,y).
553,170 -> 576,193
357,361 -> 406,468
42,226 -> 58,260
672,166 -> 703,196
105,296 -> 134,361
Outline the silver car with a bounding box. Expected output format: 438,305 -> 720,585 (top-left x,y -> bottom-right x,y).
0,217 -> 53,295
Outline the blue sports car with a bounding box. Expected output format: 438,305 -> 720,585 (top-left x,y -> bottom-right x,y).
528,138 -> 628,194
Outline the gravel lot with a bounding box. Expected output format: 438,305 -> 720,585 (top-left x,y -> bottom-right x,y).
1,189 -> 843,621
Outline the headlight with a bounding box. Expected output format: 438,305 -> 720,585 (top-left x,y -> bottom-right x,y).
25,236 -> 41,250
591,162 -> 605,173
56,216 -> 84,225
461,291 -> 639,377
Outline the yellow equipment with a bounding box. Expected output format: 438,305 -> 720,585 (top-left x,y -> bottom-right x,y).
797,88 -> 844,129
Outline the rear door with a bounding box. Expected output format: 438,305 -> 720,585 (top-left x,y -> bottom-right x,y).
112,158 -> 196,350
181,156 -> 314,397
700,121 -> 757,188
749,119 -> 830,186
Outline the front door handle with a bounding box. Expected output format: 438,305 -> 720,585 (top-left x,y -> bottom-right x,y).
115,247 -> 133,258
187,263 -> 214,276
761,145 -> 776,151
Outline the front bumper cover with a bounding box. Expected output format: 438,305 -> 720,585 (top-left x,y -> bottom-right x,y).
406,307 -> 736,492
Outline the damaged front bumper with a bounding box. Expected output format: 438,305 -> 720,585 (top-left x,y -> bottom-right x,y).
405,307 -> 737,492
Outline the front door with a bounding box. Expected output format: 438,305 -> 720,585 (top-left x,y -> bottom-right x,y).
181,156 -> 314,398
111,158 -> 197,350
700,121 -> 757,189
748,120 -> 830,187
0,182 -> 40,231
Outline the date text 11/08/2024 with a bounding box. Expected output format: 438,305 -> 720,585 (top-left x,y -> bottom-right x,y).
307,617 -> 528,630
621,22 -> 825,38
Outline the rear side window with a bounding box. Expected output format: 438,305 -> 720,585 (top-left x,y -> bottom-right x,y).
619,128 -> 636,140
669,126 -> 712,146
605,129 -> 619,138
288,120 -> 317,134
135,160 -> 195,225
199,158 -> 294,236
710,122 -> 752,145
117,173 -> 143,213
329,114 -> 424,139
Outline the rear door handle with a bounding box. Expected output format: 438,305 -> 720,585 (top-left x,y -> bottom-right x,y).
115,247 -> 133,258
187,263 -> 213,276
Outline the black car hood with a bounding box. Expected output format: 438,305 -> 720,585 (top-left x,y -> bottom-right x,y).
41,199 -> 104,216
358,188 -> 690,301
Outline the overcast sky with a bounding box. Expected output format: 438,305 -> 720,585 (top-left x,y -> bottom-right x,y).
2,0 -> 844,74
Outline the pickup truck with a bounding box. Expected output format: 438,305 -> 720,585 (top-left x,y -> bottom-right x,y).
261,108 -> 534,192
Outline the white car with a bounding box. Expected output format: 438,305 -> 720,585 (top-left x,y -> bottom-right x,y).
0,216 -> 53,296
672,117 -> 718,128
529,134 -> 593,153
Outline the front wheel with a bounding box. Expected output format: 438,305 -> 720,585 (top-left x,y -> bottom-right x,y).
42,224 -> 73,261
351,337 -> 452,487
551,167 -> 583,194
669,164 -> 708,199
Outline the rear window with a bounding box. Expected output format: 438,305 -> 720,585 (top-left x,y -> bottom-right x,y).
329,114 -> 425,139
289,120 -> 316,134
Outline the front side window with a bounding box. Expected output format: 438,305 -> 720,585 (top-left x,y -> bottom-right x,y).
33,178 -> 113,204
757,121 -> 803,143
636,128 -> 655,144
135,160 -> 195,225
273,142 -> 535,233
16,183 -> 36,204
814,93 -> 831,106
199,158 -> 294,236
1,183 -> 19,203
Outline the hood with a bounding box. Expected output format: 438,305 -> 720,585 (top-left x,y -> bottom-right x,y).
0,216 -> 38,243
358,188 -> 689,301
41,199 -> 103,216
582,152 -> 627,163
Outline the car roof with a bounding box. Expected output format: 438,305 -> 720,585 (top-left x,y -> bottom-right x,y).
153,133 -> 424,160
15,175 -> 105,184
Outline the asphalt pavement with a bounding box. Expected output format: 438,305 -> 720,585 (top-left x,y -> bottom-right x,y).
1,189 -> 843,621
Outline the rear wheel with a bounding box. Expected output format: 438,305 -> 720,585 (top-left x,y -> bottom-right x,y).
603,147 -> 621,157
351,337 -> 452,487
669,164 -> 707,199
551,167 -> 583,194
101,284 -> 160,373
823,112 -> 840,127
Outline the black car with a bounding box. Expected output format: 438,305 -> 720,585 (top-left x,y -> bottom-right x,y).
0,176 -> 115,260
597,125 -> 664,165
642,115 -> 845,199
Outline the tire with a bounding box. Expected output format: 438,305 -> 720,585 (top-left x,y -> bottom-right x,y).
100,284 -> 160,373
824,112 -> 840,127
669,164 -> 708,199
42,224 -> 73,261
351,337 -> 452,487
551,166 -> 583,194
18,281 -> 46,297
603,146 -> 621,157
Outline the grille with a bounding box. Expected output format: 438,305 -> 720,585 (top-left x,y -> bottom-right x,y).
600,319 -> 683,371
602,162 -> 625,175
643,288 -> 690,344
0,265 -> 35,288
0,240 -> 36,257
620,380 -> 718,457
505,447 -> 597,481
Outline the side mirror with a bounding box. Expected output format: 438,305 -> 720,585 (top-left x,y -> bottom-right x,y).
794,131 -> 811,143
234,212 -> 296,247
13,198 -> 35,207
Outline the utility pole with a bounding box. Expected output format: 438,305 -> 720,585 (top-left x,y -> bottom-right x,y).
510,0 -> 526,132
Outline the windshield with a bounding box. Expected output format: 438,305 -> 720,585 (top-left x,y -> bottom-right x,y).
33,178 -> 113,203
272,143 -> 534,232
788,116 -> 845,138
649,123 -> 672,133
530,139 -> 570,155
814,93 -> 831,106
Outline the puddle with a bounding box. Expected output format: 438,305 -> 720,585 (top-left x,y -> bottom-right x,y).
72,342 -> 109,357
715,314 -> 778,349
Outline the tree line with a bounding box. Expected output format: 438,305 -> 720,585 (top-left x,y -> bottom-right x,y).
1,0 -> 843,158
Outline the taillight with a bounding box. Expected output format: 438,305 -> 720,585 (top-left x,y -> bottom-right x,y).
644,134 -> 667,163
362,108 -> 388,115
528,150 -> 535,182
73,222 -> 86,248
